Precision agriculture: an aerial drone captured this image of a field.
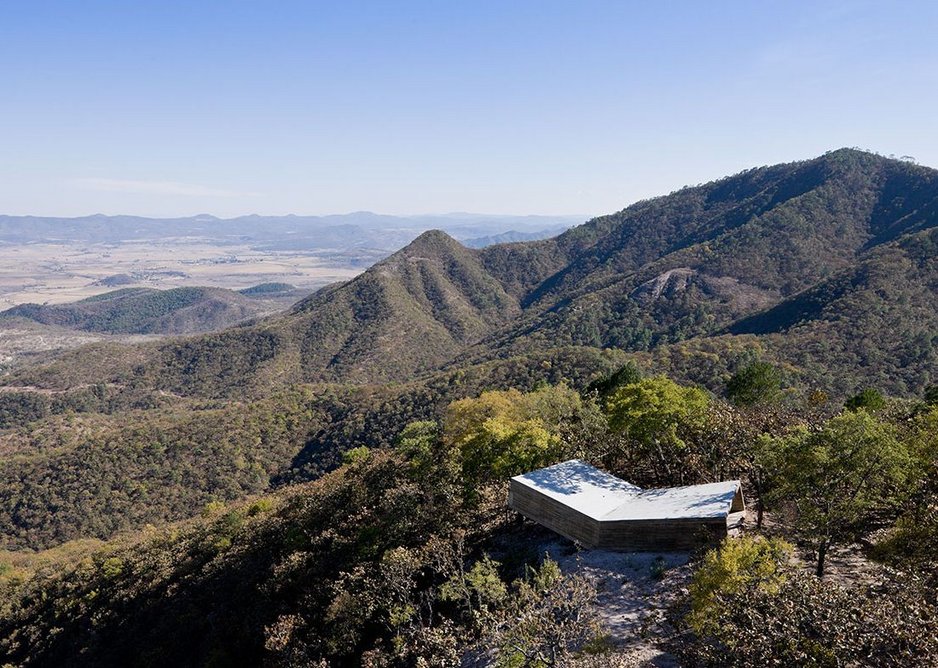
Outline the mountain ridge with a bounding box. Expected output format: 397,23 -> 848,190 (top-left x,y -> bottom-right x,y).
4,149 -> 937,398
0,285 -> 301,336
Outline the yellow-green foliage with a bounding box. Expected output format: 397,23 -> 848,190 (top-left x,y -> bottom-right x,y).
246,497 -> 275,517
688,536 -> 791,636
493,556 -> 600,667
439,554 -> 507,616
871,406 -> 938,568
445,384 -> 594,484
605,375 -> 709,445
604,375 -> 709,483
763,410 -> 912,576
341,446 -> 371,467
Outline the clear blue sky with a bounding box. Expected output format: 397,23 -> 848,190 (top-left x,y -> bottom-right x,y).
2,1 -> 936,218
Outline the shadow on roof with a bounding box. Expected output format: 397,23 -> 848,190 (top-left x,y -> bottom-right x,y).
522,460 -> 639,496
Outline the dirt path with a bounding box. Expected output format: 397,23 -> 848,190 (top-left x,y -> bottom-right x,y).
545,542 -> 690,667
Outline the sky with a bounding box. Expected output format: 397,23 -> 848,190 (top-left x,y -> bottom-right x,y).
1,0 -> 937,218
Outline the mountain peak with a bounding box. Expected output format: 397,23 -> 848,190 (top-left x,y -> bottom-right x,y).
815,147 -> 928,171
396,229 -> 467,257
413,228 -> 459,244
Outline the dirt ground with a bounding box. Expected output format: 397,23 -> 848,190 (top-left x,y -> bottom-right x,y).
0,240 -> 365,307
544,541 -> 687,667
536,507 -> 888,667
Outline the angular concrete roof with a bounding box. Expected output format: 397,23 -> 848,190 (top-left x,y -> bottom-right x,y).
511,459 -> 741,521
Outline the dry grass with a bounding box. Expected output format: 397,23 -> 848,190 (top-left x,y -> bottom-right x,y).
0,239 -> 364,307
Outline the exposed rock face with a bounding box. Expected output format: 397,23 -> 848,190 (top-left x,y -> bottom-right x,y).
630,268 -> 698,303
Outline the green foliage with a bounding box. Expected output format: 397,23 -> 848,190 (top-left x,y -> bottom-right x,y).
764,411 -> 912,576
395,420 -> 442,473
687,536 -> 791,635
238,282 -> 295,296
98,557 -> 124,580
246,498 -> 275,517
726,360 -> 782,406
491,557 -> 600,668
845,387 -> 887,412
341,446 -> 371,466
0,348 -> 626,551
0,377 -> 937,666
439,554 -> 507,616
585,362 -> 642,397
872,407 -> 938,570
606,376 -> 709,442
1,286 -> 267,335
605,376 -> 709,483
0,390 -> 321,550
924,384 -> 938,405
445,384 -> 600,488
679,567 -> 938,667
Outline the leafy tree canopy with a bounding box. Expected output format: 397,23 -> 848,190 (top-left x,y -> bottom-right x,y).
444,384 -> 598,487
764,411 -> 912,576
725,361 -> 782,406
845,387 -> 887,412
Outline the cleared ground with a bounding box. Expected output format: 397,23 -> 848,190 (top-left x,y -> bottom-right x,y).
0,238 -> 370,308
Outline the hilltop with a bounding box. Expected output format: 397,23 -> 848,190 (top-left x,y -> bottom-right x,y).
2,150 -> 937,667
7,149 -> 937,398
0,285 -> 301,336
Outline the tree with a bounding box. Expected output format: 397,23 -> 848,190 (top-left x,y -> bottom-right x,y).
489,557 -> 600,667
687,536 -> 791,636
688,401 -> 798,527
395,420 -> 459,484
586,362 -> 642,397
845,387 -> 886,412
725,361 -> 782,406
923,384 -> 938,406
764,411 -> 911,577
874,406 -> 938,571
605,376 -> 709,484
444,385 -> 599,490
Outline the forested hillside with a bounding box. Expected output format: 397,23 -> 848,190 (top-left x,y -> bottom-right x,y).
1,373 -> 935,666
6,149 -> 936,399
0,285 -> 298,336
0,347 -> 626,550
1,149 -> 937,666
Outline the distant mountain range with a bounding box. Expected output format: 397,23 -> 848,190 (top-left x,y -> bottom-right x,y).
8,149 -> 937,398
0,211 -> 582,251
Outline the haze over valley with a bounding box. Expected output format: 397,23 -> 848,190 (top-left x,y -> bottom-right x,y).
0,213 -> 576,366
2,2 -> 937,667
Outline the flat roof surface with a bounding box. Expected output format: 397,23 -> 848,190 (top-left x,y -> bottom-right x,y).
511,459 -> 740,521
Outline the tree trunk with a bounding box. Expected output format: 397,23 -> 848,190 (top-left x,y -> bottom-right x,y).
816,538 -> 828,578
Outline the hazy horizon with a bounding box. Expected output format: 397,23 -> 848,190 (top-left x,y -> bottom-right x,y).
3,1 -> 937,218
0,210 -> 589,221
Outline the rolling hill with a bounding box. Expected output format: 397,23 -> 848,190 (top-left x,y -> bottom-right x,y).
1,147 -> 937,575
9,148 -> 934,398
0,285 -> 301,336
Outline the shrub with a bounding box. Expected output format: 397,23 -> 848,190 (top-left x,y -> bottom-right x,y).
679,568 -> 938,667
845,387 -> 886,412
726,361 -> 782,406
687,536 -> 791,635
